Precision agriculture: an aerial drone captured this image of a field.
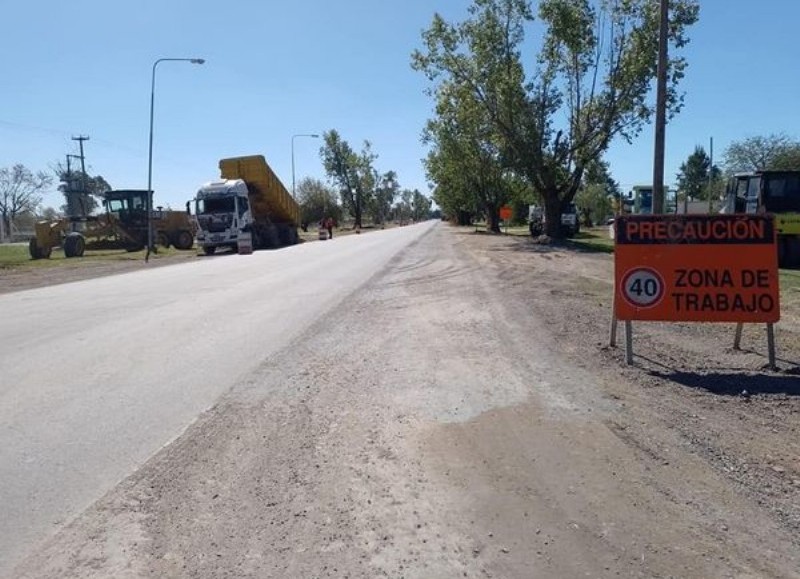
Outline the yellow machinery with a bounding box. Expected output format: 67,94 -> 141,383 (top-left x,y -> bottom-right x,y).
723,171 -> 800,267
29,189 -> 196,259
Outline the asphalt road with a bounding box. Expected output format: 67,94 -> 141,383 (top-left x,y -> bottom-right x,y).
0,222 -> 436,575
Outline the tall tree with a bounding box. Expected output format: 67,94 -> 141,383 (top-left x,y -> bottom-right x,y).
411,190 -> 432,222
676,146 -> 711,202
413,0 -> 699,237
423,82 -> 512,232
723,134 -> 800,173
369,170 -> 399,226
320,130 -> 376,228
0,164 -> 51,240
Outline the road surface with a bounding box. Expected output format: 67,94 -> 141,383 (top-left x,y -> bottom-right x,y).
0,222 -> 435,576
4,222 -> 799,578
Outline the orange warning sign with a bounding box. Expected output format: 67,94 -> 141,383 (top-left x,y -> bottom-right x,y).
614,215 -> 780,322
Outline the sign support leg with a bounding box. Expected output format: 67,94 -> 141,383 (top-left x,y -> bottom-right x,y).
766,323 -> 776,370
625,321 -> 634,365
733,323 -> 743,350
609,284 -> 618,347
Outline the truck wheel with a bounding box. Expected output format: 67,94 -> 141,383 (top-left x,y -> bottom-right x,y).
251,230 -> 261,250
156,232 -> 170,248
203,246 -> 216,256
174,230 -> 194,250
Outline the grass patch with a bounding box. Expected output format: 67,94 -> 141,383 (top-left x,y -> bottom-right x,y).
780,269 -> 800,292
0,243 -> 192,270
567,227 -> 615,253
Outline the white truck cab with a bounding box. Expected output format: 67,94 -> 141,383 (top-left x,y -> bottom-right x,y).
193,179 -> 252,255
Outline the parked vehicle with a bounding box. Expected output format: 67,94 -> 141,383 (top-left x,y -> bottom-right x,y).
528,203 -> 580,237
28,189 -> 195,259
191,155 -> 300,255
721,170 -> 800,267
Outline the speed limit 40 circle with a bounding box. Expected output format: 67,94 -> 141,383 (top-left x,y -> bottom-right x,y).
621,267 -> 665,308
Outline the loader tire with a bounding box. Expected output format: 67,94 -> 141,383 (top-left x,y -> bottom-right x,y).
29,239 -> 44,260
63,234 -> 85,258
174,230 -> 194,250
203,246 -> 216,256
156,232 -> 170,248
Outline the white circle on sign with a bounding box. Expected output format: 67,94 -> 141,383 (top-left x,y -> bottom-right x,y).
621,268 -> 664,308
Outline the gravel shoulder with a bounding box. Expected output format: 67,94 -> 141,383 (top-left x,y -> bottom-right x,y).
11,224 -> 800,578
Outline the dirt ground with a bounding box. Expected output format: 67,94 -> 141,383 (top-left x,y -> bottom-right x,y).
10,225 -> 800,578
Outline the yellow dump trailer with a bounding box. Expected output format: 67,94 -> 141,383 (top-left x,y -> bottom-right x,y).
219,155 -> 300,227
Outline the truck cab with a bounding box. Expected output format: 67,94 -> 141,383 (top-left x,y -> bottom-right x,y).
193,179 -> 252,255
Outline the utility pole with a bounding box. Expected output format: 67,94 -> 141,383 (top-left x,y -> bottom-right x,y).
652,0 -> 669,214
72,135 -> 89,192
72,136 -> 90,219
708,136 -> 714,214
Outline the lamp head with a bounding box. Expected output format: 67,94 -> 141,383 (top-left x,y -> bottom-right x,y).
191,58 -> 205,65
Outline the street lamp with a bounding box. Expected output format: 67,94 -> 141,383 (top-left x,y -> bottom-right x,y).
291,133 -> 320,200
146,57 -> 205,261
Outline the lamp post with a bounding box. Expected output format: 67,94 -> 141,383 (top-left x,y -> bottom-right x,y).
146,57 -> 205,261
291,133 -> 320,200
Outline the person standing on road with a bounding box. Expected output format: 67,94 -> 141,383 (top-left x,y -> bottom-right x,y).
325,217 -> 334,240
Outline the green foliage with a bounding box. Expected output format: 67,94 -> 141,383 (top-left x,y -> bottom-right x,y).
574,159 -> 618,225
413,0 -> 699,237
320,130 -> 377,228
675,145 -> 721,203
53,162 -> 111,216
295,177 -> 342,227
723,134 -> 800,173
368,171 -> 399,225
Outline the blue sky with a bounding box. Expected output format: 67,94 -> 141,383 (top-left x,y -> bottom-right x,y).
2,0 -> 799,211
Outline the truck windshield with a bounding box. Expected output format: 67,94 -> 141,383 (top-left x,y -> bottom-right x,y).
197,197 -> 235,214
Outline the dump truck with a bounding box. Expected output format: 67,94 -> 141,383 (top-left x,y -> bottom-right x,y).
29,189 -> 195,259
722,170 -> 800,267
191,155 -> 300,255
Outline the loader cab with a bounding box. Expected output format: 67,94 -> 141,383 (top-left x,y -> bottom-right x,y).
103,190 -> 150,227
723,171 -> 800,215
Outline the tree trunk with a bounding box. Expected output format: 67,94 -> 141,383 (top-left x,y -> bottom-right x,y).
486,204 -> 501,233
354,193 -> 362,229
543,192 -> 564,239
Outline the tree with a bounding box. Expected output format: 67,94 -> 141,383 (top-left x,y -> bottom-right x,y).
723,134 -> 800,173
675,146 -> 706,201
295,177 -> 342,228
574,159 -> 619,226
413,0 -> 699,237
412,190 -> 432,222
53,162 -> 111,217
320,130 -> 376,228
0,164 -> 51,240
369,170 -> 399,226
423,81 -> 514,232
